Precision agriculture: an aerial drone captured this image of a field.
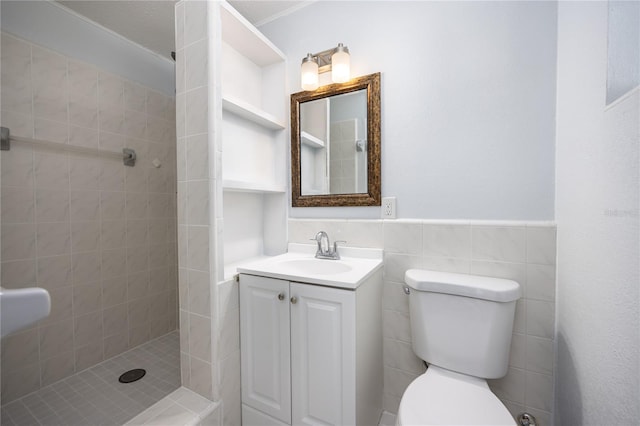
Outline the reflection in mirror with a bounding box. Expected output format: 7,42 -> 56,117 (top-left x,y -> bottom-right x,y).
291,73 -> 381,207
300,89 -> 367,195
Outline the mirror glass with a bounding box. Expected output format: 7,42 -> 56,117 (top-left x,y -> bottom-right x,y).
300,89 -> 367,195
291,73 -> 381,207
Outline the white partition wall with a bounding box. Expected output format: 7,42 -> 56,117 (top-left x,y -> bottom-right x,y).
175,2 -> 287,424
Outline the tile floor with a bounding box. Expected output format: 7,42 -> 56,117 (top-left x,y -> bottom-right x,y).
1,332 -> 180,426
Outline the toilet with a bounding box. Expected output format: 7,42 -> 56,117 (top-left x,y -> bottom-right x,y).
396,269 -> 522,426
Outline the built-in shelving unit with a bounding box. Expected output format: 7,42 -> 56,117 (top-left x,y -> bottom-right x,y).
218,1 -> 288,280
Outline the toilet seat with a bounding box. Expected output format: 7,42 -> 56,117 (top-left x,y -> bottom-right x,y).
396,366 -> 516,426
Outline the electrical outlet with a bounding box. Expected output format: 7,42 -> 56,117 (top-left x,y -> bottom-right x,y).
382,197 -> 396,219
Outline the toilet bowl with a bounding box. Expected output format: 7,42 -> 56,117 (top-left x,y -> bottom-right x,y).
397,269 -> 521,426
396,366 -> 515,426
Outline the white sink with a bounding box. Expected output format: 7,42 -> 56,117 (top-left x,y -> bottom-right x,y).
1,287 -> 51,338
238,243 -> 382,289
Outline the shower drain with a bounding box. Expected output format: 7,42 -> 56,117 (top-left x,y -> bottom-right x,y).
118,368 -> 146,383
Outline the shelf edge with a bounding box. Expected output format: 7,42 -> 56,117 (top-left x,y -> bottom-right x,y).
222,96 -> 286,130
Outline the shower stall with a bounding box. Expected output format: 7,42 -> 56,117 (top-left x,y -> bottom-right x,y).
1,0 -> 274,424
0,4 -> 180,423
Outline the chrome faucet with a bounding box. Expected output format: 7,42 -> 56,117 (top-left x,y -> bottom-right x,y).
312,231 -> 346,260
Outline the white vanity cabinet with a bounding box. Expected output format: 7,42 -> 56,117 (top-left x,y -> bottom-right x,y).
240,275 -> 291,424
239,270 -> 383,426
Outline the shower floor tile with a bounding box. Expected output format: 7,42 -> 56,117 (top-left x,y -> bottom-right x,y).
1,332 -> 180,426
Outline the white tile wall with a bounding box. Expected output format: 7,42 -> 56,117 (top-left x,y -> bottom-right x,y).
288,218 -> 556,425
0,32 -> 178,403
175,0 -> 219,405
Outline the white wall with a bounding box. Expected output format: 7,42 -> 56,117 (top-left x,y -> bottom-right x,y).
0,0 -> 175,96
555,2 -> 639,425
260,1 -> 558,220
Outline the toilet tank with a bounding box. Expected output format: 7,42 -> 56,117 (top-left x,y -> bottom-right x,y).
405,270 -> 521,379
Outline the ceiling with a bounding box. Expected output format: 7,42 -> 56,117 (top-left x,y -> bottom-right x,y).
56,1 -> 307,61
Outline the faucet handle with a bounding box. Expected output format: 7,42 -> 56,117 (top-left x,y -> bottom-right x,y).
333,240 -> 347,252
330,240 -> 346,260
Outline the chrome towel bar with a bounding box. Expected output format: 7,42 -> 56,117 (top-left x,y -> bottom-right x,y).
0,126 -> 137,167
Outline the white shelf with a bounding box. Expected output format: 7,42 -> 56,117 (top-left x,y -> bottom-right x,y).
223,179 -> 286,194
222,95 -> 286,130
300,131 -> 325,149
220,2 -> 286,66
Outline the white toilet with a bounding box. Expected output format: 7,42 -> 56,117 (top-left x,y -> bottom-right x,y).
396,269 -> 522,426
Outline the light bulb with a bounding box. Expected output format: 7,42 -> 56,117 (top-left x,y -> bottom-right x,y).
301,54 -> 319,91
331,43 -> 350,83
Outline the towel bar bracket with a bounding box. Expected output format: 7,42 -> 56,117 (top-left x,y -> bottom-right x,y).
1,127 -> 9,151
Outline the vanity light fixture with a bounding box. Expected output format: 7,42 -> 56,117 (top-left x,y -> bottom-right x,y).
331,43 -> 350,83
301,54 -> 319,91
300,43 -> 351,90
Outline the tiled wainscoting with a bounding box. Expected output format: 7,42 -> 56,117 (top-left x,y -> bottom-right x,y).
0,32 -> 178,403
288,219 -> 556,425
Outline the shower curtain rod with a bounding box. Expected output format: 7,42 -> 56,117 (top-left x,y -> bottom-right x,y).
0,126 -> 137,167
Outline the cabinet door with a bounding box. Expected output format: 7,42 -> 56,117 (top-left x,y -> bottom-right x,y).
240,274 -> 291,424
290,282 -> 356,426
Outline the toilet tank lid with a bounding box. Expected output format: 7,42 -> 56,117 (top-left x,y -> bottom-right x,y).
405,269 -> 521,302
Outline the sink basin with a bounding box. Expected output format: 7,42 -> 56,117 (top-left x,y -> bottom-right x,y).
1,287 -> 51,338
237,243 -> 383,289
274,258 -> 353,275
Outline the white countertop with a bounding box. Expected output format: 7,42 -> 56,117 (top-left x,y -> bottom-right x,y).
237,243 -> 383,289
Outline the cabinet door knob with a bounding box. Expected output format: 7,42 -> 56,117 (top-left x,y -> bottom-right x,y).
290,296 -> 297,304
278,292 -> 285,301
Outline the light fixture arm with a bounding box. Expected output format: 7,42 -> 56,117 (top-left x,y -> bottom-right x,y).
307,44 -> 349,74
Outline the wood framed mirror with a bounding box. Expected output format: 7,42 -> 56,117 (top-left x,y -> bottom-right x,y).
291,72 -> 381,207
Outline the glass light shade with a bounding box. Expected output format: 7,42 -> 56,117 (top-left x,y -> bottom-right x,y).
301,55 -> 319,91
331,44 -> 350,83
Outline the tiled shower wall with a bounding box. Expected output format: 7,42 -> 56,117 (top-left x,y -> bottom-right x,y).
0,33 -> 178,403
175,0 -> 220,407
288,218 -> 556,426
